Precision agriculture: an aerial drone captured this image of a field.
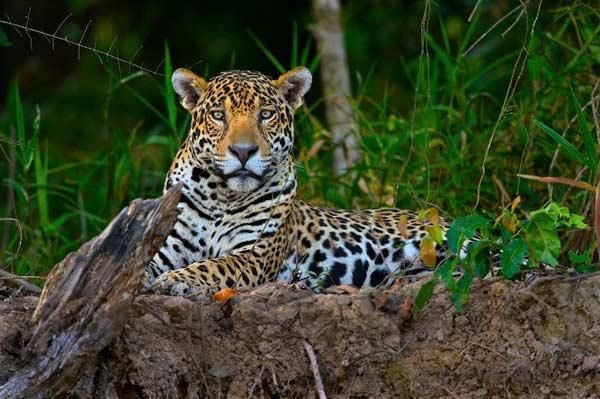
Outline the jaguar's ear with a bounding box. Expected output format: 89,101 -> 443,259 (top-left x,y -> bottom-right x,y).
172,68 -> 207,111
274,67 -> 312,110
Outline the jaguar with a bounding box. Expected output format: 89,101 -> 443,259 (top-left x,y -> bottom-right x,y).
146,66 -> 456,296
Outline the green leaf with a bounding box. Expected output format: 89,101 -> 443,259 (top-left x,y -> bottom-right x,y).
414,278 -> 438,316
8,80 -> 27,165
570,86 -> 597,170
530,202 -> 588,229
446,214 -> 488,254
568,249 -> 592,265
451,271 -> 473,312
427,225 -> 445,245
500,238 -> 527,279
0,26 -> 12,47
434,258 -> 458,290
163,42 -> 178,137
526,214 -> 561,266
290,22 -> 298,68
466,240 -> 491,279
535,120 -> 592,169
33,106 -> 49,231
247,30 -> 285,73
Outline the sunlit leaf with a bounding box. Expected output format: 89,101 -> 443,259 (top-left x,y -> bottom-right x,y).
501,212 -> 519,233
510,196 -> 521,212
526,214 -> 560,266
420,236 -> 437,267
426,225 -> 444,245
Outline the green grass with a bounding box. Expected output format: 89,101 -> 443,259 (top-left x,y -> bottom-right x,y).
0,1 -> 598,280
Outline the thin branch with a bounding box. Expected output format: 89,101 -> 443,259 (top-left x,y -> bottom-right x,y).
467,0 -> 483,22
303,340 -> 327,399
4,13 -> 23,38
463,4 -> 523,56
52,13 -> 71,50
475,0 -> 543,208
0,217 -> 24,260
0,268 -> 42,294
0,17 -> 164,76
24,7 -> 33,50
128,44 -> 143,75
78,19 -> 92,60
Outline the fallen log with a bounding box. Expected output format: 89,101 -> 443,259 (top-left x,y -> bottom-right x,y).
0,186 -> 181,399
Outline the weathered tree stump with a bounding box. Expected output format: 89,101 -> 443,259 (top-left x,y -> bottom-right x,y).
0,186 -> 181,399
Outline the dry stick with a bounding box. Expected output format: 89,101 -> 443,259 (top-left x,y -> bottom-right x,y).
1,128 -> 17,252
0,17 -> 164,76
24,7 -> 33,50
398,0 -> 430,186
463,4 -> 523,56
303,340 -> 327,399
78,19 -> 92,60
0,268 -> 42,294
475,0 -> 543,209
0,217 -> 24,262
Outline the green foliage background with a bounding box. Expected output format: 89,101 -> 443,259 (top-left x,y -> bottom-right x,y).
0,0 -> 598,279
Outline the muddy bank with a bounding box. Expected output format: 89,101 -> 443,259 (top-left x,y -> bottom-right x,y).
1,276 -> 599,398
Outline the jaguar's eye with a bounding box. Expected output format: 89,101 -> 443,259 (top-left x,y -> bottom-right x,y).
210,110 -> 225,121
259,110 -> 275,121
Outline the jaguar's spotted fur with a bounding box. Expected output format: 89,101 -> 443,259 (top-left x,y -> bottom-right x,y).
146,67 -> 454,295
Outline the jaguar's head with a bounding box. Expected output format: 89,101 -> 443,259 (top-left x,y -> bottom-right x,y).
172,67 -> 312,193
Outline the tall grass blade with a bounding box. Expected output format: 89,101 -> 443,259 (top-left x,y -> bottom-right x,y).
247,30 -> 285,73
291,22 -> 298,68
33,106 -> 49,231
8,80 -> 28,169
535,120 -> 591,169
164,42 -> 178,137
570,85 -> 597,170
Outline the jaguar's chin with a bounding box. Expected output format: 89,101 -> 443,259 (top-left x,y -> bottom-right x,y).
225,170 -> 264,192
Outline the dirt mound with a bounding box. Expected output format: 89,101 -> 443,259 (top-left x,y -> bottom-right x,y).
1,277 -> 600,398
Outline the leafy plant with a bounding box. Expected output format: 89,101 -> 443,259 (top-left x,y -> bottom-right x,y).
414,201 -> 591,314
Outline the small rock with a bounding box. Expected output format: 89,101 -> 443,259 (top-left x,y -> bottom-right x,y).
208,365 -> 232,378
581,356 -> 600,372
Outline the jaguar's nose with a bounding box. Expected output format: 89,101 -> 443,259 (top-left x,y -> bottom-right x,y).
228,143 -> 259,166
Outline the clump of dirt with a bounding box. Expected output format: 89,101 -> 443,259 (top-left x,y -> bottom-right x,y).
1,277 -> 600,398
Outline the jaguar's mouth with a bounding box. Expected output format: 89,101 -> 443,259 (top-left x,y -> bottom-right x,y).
222,168 -> 264,181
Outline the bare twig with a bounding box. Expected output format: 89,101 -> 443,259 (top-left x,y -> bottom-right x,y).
0,17 -> 164,76
467,0 -> 483,22
24,7 -> 33,50
0,268 -> 42,294
1,128 -> 17,253
0,217 -> 24,261
463,4 -> 523,56
51,13 -> 71,50
303,340 -> 327,399
77,19 -> 92,60
475,0 -> 543,208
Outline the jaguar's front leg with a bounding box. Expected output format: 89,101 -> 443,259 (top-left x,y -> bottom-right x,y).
151,250 -> 277,296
